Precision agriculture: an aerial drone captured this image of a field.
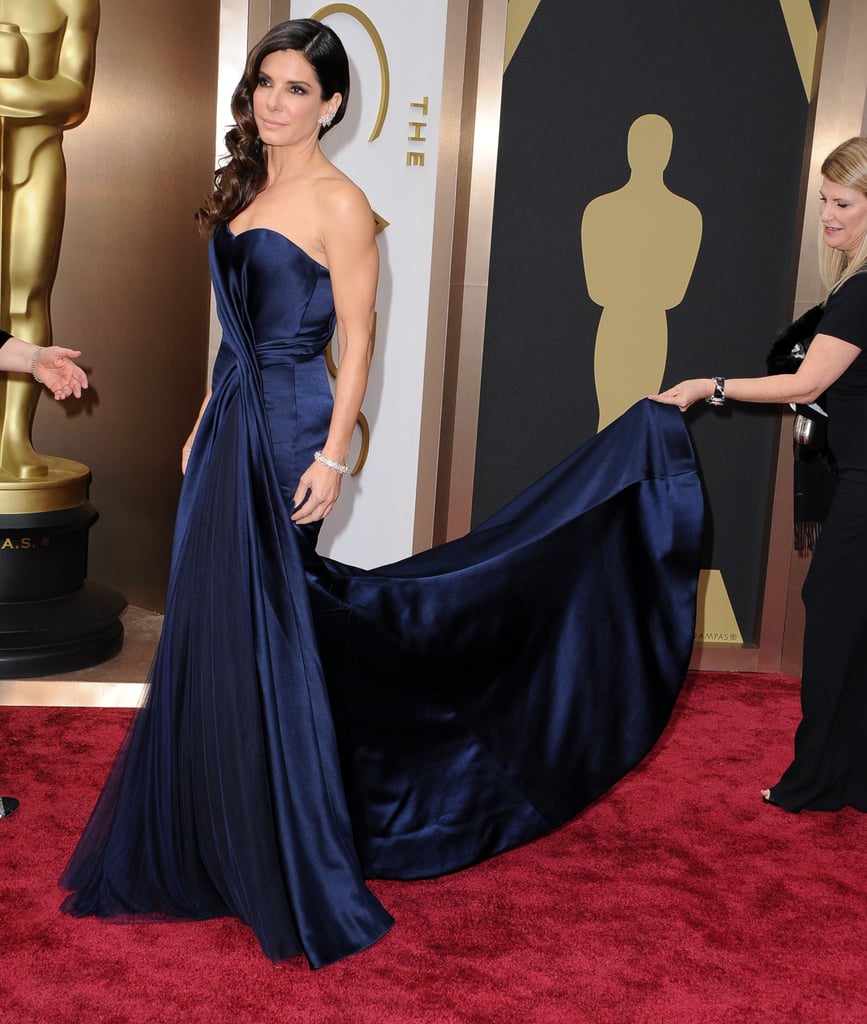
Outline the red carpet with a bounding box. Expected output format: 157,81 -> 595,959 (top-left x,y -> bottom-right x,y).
2,671 -> 866,1023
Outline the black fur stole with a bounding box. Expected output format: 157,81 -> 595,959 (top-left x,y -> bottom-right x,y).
765,303 -> 836,550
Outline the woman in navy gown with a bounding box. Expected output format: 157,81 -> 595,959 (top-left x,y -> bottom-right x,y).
652,136 -> 867,815
61,19 -> 704,967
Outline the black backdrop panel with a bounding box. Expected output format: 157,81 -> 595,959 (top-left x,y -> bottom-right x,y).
473,0 -> 826,644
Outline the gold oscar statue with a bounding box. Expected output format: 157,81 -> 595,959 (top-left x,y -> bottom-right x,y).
582,114 -> 702,432
0,1 -> 123,678
0,0 -> 99,512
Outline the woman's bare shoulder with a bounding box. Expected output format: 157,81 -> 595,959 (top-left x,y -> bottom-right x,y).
315,164 -> 372,222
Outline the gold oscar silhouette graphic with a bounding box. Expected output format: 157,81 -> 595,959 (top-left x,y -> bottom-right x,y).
582,114 -> 702,432
582,114 -> 742,645
0,1 -> 124,676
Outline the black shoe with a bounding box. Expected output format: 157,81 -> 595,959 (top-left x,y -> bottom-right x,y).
0,797 -> 19,818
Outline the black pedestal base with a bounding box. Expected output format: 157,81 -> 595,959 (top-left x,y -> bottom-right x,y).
0,503 -> 126,678
0,581 -> 126,678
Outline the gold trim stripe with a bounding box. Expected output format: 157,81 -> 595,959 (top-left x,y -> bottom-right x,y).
779,0 -> 819,100
504,0 -> 542,71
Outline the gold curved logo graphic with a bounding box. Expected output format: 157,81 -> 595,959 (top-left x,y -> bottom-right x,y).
311,3 -> 390,141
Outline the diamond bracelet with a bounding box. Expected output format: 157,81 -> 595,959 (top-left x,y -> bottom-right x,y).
314,450 -> 350,475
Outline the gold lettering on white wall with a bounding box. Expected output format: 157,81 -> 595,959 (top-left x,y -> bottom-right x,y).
406,96 -> 429,167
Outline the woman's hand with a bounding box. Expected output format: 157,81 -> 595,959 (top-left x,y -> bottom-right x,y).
291,460 -> 343,523
34,346 -> 89,401
648,379 -> 712,412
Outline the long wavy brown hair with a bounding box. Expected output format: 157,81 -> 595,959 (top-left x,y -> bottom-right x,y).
195,19 -> 350,237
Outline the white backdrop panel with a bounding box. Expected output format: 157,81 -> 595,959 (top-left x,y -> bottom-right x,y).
289,1 -> 450,566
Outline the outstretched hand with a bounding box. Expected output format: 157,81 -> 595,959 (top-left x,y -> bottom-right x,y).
648,379 -> 711,412
35,347 -> 89,401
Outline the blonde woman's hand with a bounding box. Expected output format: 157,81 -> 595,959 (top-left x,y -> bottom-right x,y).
648,379 -> 713,412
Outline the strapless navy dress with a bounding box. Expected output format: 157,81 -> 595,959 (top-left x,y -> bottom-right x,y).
61,225 -> 704,968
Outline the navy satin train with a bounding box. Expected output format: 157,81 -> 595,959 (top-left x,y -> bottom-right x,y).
61,398 -> 703,968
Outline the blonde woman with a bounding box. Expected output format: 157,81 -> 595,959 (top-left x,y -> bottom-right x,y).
652,136 -> 867,813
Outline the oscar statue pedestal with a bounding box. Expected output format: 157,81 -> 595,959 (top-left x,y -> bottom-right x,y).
0,457 -> 125,678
